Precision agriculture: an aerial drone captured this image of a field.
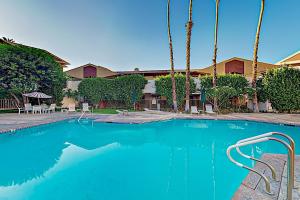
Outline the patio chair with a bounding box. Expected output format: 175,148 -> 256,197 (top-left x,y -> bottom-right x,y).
82,103 -> 91,113
24,103 -> 33,114
68,104 -> 76,113
45,104 -> 56,113
191,106 -> 202,114
205,104 -> 216,114
116,109 -> 129,116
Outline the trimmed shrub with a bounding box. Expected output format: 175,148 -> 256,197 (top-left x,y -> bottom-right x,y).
199,74 -> 249,90
155,73 -> 196,108
78,75 -> 147,108
263,67 -> 300,112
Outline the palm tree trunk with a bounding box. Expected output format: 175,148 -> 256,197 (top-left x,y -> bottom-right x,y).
185,0 -> 193,112
167,0 -> 178,112
252,0 -> 265,113
212,0 -> 220,112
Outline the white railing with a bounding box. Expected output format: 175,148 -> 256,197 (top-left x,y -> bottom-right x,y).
0,99 -> 18,110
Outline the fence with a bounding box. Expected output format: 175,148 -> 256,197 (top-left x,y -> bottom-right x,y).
0,99 -> 18,110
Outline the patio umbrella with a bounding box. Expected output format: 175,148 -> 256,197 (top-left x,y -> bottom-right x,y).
23,92 -> 52,105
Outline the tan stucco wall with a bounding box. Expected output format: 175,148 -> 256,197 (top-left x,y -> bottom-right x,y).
96,67 -> 117,77
66,66 -> 117,79
61,97 -> 77,107
284,53 -> 300,63
67,68 -> 83,79
198,59 -> 276,80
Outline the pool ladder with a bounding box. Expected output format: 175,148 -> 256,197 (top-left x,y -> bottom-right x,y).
226,132 -> 295,200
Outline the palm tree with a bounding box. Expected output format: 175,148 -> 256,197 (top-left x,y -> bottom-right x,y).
185,0 -> 193,112
1,37 -> 15,44
212,0 -> 220,112
252,0 -> 265,113
167,0 -> 178,112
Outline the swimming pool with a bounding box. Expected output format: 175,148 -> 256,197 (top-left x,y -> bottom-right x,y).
0,119 -> 298,200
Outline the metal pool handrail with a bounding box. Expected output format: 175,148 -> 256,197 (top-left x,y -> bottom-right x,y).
226,133 -> 295,200
227,137 -> 273,195
236,132 -> 295,183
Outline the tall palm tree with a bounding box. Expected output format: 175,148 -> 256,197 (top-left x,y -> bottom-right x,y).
185,0 -> 193,112
167,0 -> 178,112
212,0 -> 220,112
252,0 -> 265,113
1,37 -> 15,45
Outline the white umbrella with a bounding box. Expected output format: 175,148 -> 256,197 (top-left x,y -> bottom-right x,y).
23,92 -> 52,105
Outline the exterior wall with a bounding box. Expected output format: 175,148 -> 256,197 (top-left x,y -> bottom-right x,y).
225,60 -> 244,74
61,81 -> 81,107
66,65 -> 117,79
83,66 -> 97,78
284,53 -> 300,63
247,100 -> 273,112
66,67 -> 84,79
61,97 -> 77,108
198,58 -> 276,81
67,81 -> 81,91
96,67 -> 117,78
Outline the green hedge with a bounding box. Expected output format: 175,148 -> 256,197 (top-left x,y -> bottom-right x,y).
78,75 -> 147,108
155,74 -> 196,108
199,74 -> 249,90
0,43 -> 67,104
263,67 -> 300,112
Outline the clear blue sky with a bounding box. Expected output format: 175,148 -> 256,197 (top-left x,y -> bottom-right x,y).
0,0 -> 299,71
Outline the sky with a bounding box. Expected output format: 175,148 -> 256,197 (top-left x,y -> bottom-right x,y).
0,0 -> 299,71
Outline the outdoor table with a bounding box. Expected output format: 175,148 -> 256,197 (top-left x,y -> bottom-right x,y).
41,104 -> 48,113
32,106 -> 42,114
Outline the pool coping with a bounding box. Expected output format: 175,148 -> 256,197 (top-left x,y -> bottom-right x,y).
0,112 -> 299,134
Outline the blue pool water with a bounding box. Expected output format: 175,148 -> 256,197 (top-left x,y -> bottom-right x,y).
0,119 -> 298,200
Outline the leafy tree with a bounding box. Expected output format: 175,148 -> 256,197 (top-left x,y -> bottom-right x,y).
207,86 -> 236,109
263,67 -> 300,112
155,74 -> 196,109
0,43 -> 67,104
200,74 -> 251,111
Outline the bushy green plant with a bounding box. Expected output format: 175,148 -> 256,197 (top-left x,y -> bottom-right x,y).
207,86 -> 237,109
155,73 -> 196,108
0,43 -> 67,104
199,74 -> 249,90
114,75 -> 147,107
64,89 -> 80,101
199,74 -> 251,111
78,75 -> 147,108
256,78 -> 268,102
263,67 -> 300,112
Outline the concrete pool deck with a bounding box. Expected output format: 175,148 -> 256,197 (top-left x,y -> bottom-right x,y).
233,154 -> 300,200
0,111 -> 299,133
0,111 -> 299,199
0,112 -> 80,133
